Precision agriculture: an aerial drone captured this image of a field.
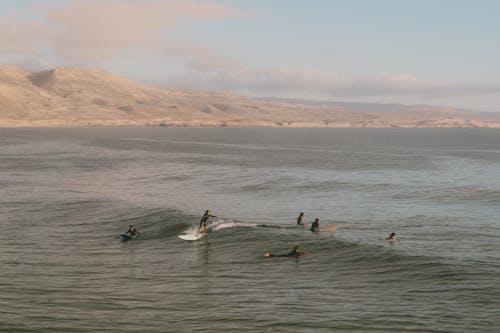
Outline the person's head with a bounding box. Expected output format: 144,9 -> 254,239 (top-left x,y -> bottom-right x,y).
300,212 -> 304,216
205,210 -> 210,215
263,251 -> 271,257
389,232 -> 396,238
314,218 -> 319,222
294,245 -> 299,251
129,225 -> 134,229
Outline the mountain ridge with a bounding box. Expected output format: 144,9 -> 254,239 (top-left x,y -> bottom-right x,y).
1,65 -> 499,128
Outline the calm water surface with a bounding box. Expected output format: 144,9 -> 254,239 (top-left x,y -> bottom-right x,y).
0,128 -> 499,332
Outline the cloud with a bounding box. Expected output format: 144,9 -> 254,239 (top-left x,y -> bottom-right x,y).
185,55 -> 243,72
1,0 -> 242,66
4,57 -> 49,71
2,1 -> 499,103
0,15 -> 41,54
170,66 -> 500,99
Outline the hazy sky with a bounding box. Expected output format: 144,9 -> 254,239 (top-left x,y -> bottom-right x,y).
1,0 -> 499,111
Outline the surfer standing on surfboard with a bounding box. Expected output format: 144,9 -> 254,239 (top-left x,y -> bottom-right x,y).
196,210 -> 218,236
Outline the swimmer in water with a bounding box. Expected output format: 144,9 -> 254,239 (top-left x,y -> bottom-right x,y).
387,232 -> 398,241
310,218 -> 319,233
296,212 -> 305,226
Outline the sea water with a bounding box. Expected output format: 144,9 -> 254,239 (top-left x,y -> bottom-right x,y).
0,127 -> 499,332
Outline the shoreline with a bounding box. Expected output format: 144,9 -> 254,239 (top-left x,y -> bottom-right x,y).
1,123 -> 500,129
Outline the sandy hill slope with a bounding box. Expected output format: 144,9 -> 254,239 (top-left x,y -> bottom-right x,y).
1,65 -> 499,127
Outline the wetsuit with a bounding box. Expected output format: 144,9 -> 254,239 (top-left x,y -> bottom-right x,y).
199,213 -> 216,227
287,249 -> 304,257
310,221 -> 319,232
267,249 -> 304,258
297,215 -> 304,226
267,253 -> 292,258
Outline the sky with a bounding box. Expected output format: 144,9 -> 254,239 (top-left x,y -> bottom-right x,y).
1,0 -> 499,111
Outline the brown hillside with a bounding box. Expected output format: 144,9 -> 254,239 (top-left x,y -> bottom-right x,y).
1,65 -> 499,127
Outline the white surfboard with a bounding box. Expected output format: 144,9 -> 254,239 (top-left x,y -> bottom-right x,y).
178,233 -> 205,241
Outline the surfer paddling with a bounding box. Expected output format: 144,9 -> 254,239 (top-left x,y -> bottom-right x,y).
196,210 -> 218,236
264,245 -> 304,258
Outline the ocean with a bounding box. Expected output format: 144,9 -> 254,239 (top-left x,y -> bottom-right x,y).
0,127 -> 499,332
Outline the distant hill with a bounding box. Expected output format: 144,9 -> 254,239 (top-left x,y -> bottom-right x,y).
1,65 -> 499,127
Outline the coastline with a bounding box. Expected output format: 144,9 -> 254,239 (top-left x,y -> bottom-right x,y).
1,121 -> 500,128
2,66 -> 500,129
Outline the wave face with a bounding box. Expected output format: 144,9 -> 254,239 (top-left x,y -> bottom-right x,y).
0,127 -> 499,332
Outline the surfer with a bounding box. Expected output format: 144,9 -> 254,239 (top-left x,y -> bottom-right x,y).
387,232 -> 398,241
310,218 -> 319,232
296,212 -> 305,226
125,225 -> 140,237
264,246 -> 304,258
196,210 -> 217,236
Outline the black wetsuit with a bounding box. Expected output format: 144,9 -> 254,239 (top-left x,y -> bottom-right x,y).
310,221 -> 319,232
268,249 -> 303,258
297,215 -> 304,226
199,214 -> 216,227
287,249 -> 303,257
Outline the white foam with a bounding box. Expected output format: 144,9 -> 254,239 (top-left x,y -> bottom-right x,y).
210,219 -> 258,231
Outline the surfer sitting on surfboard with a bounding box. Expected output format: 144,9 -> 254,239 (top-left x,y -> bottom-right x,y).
195,210 -> 218,236
310,218 -> 320,232
264,245 -> 305,258
125,225 -> 140,237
